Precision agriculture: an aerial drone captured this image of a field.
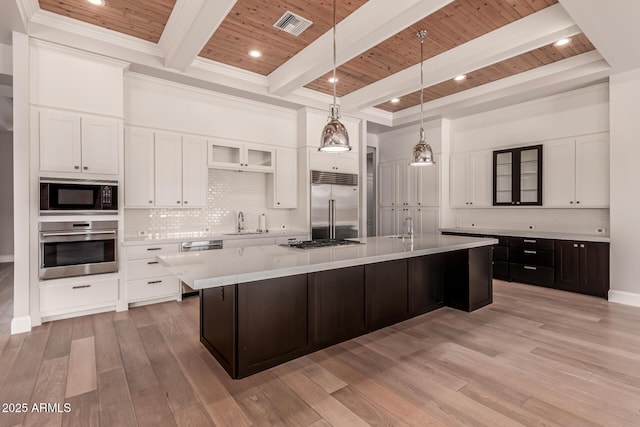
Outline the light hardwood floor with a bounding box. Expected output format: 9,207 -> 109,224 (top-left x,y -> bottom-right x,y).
1,262 -> 639,426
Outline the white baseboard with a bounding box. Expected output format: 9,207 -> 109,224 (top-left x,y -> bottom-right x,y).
10,315 -> 32,334
608,290 -> 640,307
0,255 -> 14,263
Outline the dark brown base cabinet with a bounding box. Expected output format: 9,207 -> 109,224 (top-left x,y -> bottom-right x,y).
555,241 -> 610,298
200,247 -> 493,379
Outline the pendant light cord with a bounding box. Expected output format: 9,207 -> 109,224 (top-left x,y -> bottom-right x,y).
332,0 -> 337,110
420,35 -> 424,136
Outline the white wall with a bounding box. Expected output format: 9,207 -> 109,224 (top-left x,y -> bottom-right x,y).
0,131 -> 13,261
448,83 -> 610,234
609,69 -> 640,305
376,119 -> 442,162
0,43 -> 11,75
125,74 -> 297,148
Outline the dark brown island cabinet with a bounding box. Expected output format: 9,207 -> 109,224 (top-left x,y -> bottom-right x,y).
442,231 -> 610,298
200,246 -> 493,379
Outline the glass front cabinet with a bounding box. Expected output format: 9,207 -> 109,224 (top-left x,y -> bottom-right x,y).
493,145 -> 542,206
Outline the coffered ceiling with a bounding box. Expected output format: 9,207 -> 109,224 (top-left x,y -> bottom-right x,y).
5,0 -> 638,127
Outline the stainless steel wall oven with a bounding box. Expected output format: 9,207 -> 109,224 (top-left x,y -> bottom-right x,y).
39,220 -> 118,280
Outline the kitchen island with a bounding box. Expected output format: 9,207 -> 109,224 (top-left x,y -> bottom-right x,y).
158,234 -> 497,378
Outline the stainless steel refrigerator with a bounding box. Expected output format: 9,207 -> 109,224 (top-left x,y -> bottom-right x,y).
311,171 -> 359,240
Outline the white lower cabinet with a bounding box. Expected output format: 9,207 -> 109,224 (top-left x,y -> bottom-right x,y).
125,243 -> 180,304
39,276 -> 119,318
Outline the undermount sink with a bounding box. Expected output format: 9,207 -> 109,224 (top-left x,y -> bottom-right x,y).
222,231 -> 266,236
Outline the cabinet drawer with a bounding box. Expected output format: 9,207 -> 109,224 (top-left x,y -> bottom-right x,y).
126,243 -> 179,260
493,245 -> 509,261
128,276 -> 179,302
40,277 -> 118,314
510,263 -> 554,287
510,248 -> 554,267
509,237 -> 554,251
126,258 -> 170,281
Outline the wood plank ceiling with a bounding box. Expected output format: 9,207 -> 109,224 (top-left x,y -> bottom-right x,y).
36,0 -> 597,114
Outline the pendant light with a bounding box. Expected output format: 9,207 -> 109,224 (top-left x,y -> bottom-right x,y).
409,30 -> 435,166
319,0 -> 351,153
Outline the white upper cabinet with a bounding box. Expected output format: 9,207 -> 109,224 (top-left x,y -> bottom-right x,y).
379,159 -> 439,208
208,139 -> 274,172
544,133 -> 609,208
182,136 -> 208,208
39,110 -> 119,176
450,150 -> 491,207
268,148 -> 298,208
309,150 -> 359,174
124,128 -> 155,207
124,128 -> 207,208
154,133 -> 183,207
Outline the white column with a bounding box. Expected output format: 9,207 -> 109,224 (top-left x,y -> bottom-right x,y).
609,68 -> 640,306
11,31 -> 31,334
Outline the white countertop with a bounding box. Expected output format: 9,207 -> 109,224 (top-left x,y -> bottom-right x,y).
440,227 -> 610,243
157,234 -> 498,290
122,229 -> 309,246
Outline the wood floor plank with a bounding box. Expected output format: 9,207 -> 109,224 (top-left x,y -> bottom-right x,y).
114,318 -> 160,392
22,356 -> 69,427
65,337 -> 97,398
93,312 -> 123,374
97,368 -> 136,427
42,318 -> 73,361
71,314 -> 94,341
173,403 -> 215,427
331,385 -> 412,427
61,390 -> 99,427
129,306 -> 155,329
129,385 -> 177,427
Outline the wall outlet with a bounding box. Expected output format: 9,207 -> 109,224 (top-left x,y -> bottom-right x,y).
528,225 -> 535,230
596,227 -> 607,233
137,230 -> 146,237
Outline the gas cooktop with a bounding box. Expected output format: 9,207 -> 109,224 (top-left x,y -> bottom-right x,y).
282,239 -> 362,250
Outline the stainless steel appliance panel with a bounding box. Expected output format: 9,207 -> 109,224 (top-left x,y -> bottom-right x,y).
311,171 -> 359,240
39,220 -> 118,280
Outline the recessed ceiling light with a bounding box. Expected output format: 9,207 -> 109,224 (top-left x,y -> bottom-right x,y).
554,38 -> 571,47
454,74 -> 466,81
391,98 -> 400,103
87,0 -> 105,5
328,77 -> 338,83
248,50 -> 262,58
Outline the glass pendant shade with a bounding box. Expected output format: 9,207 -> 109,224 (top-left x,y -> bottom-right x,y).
410,129 -> 435,166
319,105 -> 351,152
319,0 -> 351,153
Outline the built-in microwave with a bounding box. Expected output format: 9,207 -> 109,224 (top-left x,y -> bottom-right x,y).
40,179 -> 118,214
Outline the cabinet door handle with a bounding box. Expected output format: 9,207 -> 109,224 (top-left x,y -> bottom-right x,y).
147,261 -> 159,265
524,266 -> 537,271
83,166 -> 88,170
523,239 -> 536,243
149,200 -> 153,204
147,247 -> 162,251
516,201 -> 520,205
573,244 -> 578,248
184,201 -> 188,204
147,280 -> 162,285
524,250 -> 536,254
72,285 -> 91,289
570,201 -> 574,204
74,165 -> 80,170
580,244 -> 585,248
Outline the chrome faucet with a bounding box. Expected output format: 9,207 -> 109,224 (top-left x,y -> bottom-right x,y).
237,211 -> 244,232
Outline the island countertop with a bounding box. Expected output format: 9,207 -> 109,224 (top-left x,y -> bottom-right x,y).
157,234 -> 498,290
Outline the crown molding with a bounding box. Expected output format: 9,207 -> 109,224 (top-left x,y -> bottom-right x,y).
30,10 -> 162,57
15,0 -> 39,28
30,38 -> 131,70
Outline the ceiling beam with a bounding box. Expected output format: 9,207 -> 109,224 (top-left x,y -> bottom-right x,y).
341,4 -> 579,113
558,0 -> 640,72
160,0 -> 237,71
392,51 -> 610,127
267,0 -> 454,97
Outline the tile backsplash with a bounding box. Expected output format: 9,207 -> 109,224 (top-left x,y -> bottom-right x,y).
124,169 -> 304,236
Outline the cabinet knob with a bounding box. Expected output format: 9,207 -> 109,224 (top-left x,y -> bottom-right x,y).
277,202 -> 280,205
516,201 -> 520,205
74,166 -> 80,170
148,200 -> 153,204
184,201 -> 188,204
418,203 -> 421,206
580,244 -> 585,248
576,201 -> 580,204
83,166 -> 88,170
177,201 -> 181,204
573,244 -> 578,248
570,201 -> 574,204
470,202 -> 473,205
511,202 -> 515,205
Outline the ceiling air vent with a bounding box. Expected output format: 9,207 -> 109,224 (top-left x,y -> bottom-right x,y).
273,11 -> 313,36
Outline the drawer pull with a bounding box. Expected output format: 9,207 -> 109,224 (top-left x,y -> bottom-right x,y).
523,239 -> 536,243
523,266 -> 537,271
147,280 -> 163,285
524,250 -> 537,254
147,248 -> 162,251
72,285 -> 91,289
147,261 -> 159,265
